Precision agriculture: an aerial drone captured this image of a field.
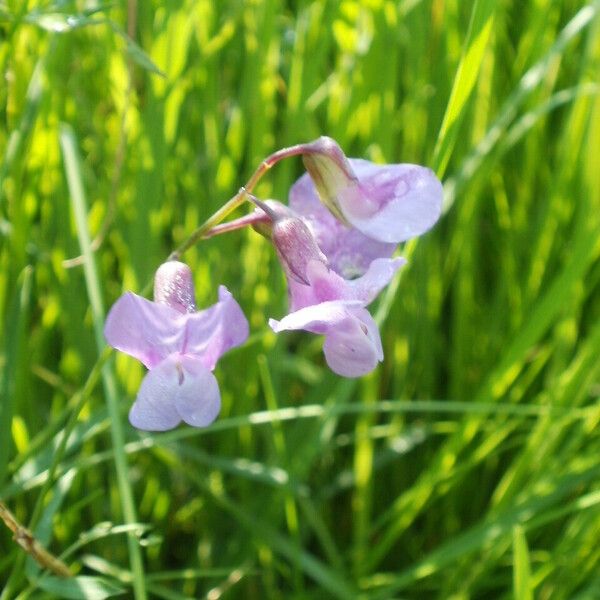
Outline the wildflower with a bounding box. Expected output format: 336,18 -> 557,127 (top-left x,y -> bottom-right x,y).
104,261 -> 248,431
262,201 -> 405,377
270,253 -> 404,377
299,136 -> 443,245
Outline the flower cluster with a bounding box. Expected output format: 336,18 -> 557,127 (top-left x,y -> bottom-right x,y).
105,137 -> 443,431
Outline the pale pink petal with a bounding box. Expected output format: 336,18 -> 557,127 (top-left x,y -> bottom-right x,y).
271,303 -> 384,378
129,356 -> 183,431
290,173 -> 396,277
104,292 -> 184,369
292,158 -> 443,246
289,257 -> 405,307
341,161 -> 443,244
306,258 -> 406,306
182,286 -> 249,370
340,257 -> 406,304
153,261 -> 197,314
173,355 -> 221,427
322,308 -> 383,377
129,354 -> 221,431
269,300 -> 364,335
286,275 -> 321,312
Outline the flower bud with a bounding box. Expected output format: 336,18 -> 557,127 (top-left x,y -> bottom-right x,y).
153,261 -> 196,314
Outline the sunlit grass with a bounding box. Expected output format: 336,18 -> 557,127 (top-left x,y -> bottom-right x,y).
1,1 -> 600,598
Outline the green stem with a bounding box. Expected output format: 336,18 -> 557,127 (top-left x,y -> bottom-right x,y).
169,188 -> 249,259
170,142 -> 308,260
60,125 -> 147,600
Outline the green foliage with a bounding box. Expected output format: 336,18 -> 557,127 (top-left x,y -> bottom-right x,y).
1,0 -> 600,598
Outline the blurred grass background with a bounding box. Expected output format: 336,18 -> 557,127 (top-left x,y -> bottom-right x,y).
1,0 -> 600,598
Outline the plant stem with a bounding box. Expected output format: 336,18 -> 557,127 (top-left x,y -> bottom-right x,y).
169,142 -> 308,259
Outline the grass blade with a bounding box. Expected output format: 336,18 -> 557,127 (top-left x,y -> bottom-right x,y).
431,0 -> 497,177
60,124 -> 147,600
513,525 -> 533,600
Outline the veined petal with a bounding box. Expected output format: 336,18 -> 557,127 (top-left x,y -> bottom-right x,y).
269,300 -> 364,335
153,261 -> 197,314
340,257 -> 406,304
129,356 -> 183,431
341,160 -> 443,244
182,286 -> 249,370
104,292 -> 185,369
271,302 -> 383,378
173,355 -> 221,427
286,276 -> 320,312
322,307 -> 383,377
129,354 -> 221,431
295,257 -> 405,305
293,157 -> 443,246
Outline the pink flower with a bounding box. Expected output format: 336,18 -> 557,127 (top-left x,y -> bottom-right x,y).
104,261 -> 248,431
263,203 -> 405,377
300,137 -> 443,246
270,256 -> 404,377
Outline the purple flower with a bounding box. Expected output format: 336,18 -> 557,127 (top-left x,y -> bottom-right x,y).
104,261 -> 248,431
271,300 -> 383,378
263,204 -> 405,377
300,137 -> 443,246
270,257 -> 405,377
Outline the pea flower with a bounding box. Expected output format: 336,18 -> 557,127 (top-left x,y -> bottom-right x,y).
300,136 -> 443,246
258,201 -> 405,377
104,261 -> 248,431
271,257 -> 405,377
265,138 -> 442,377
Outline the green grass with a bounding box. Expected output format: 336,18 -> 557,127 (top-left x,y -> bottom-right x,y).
1,0 -> 600,598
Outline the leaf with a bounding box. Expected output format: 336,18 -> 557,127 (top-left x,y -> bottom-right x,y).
513,526 -> 533,600
0,267 -> 33,485
431,0 -> 497,177
122,36 -> 166,77
35,575 -> 124,600
109,24 -> 166,77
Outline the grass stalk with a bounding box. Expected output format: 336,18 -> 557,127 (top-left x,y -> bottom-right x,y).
59,124 -> 147,600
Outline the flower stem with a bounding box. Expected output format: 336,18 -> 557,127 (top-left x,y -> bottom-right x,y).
202,211 -> 270,239
169,143 -> 309,259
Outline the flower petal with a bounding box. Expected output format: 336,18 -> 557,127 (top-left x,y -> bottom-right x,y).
322,308 -> 383,377
304,257 -> 406,305
153,261 -> 197,314
340,160 -> 443,244
128,354 -> 221,431
269,300 -> 364,335
182,286 -> 249,370
341,257 -> 406,304
173,355 -> 221,427
286,256 -> 404,313
129,356 -> 183,431
104,292 -> 185,369
270,301 -> 383,378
